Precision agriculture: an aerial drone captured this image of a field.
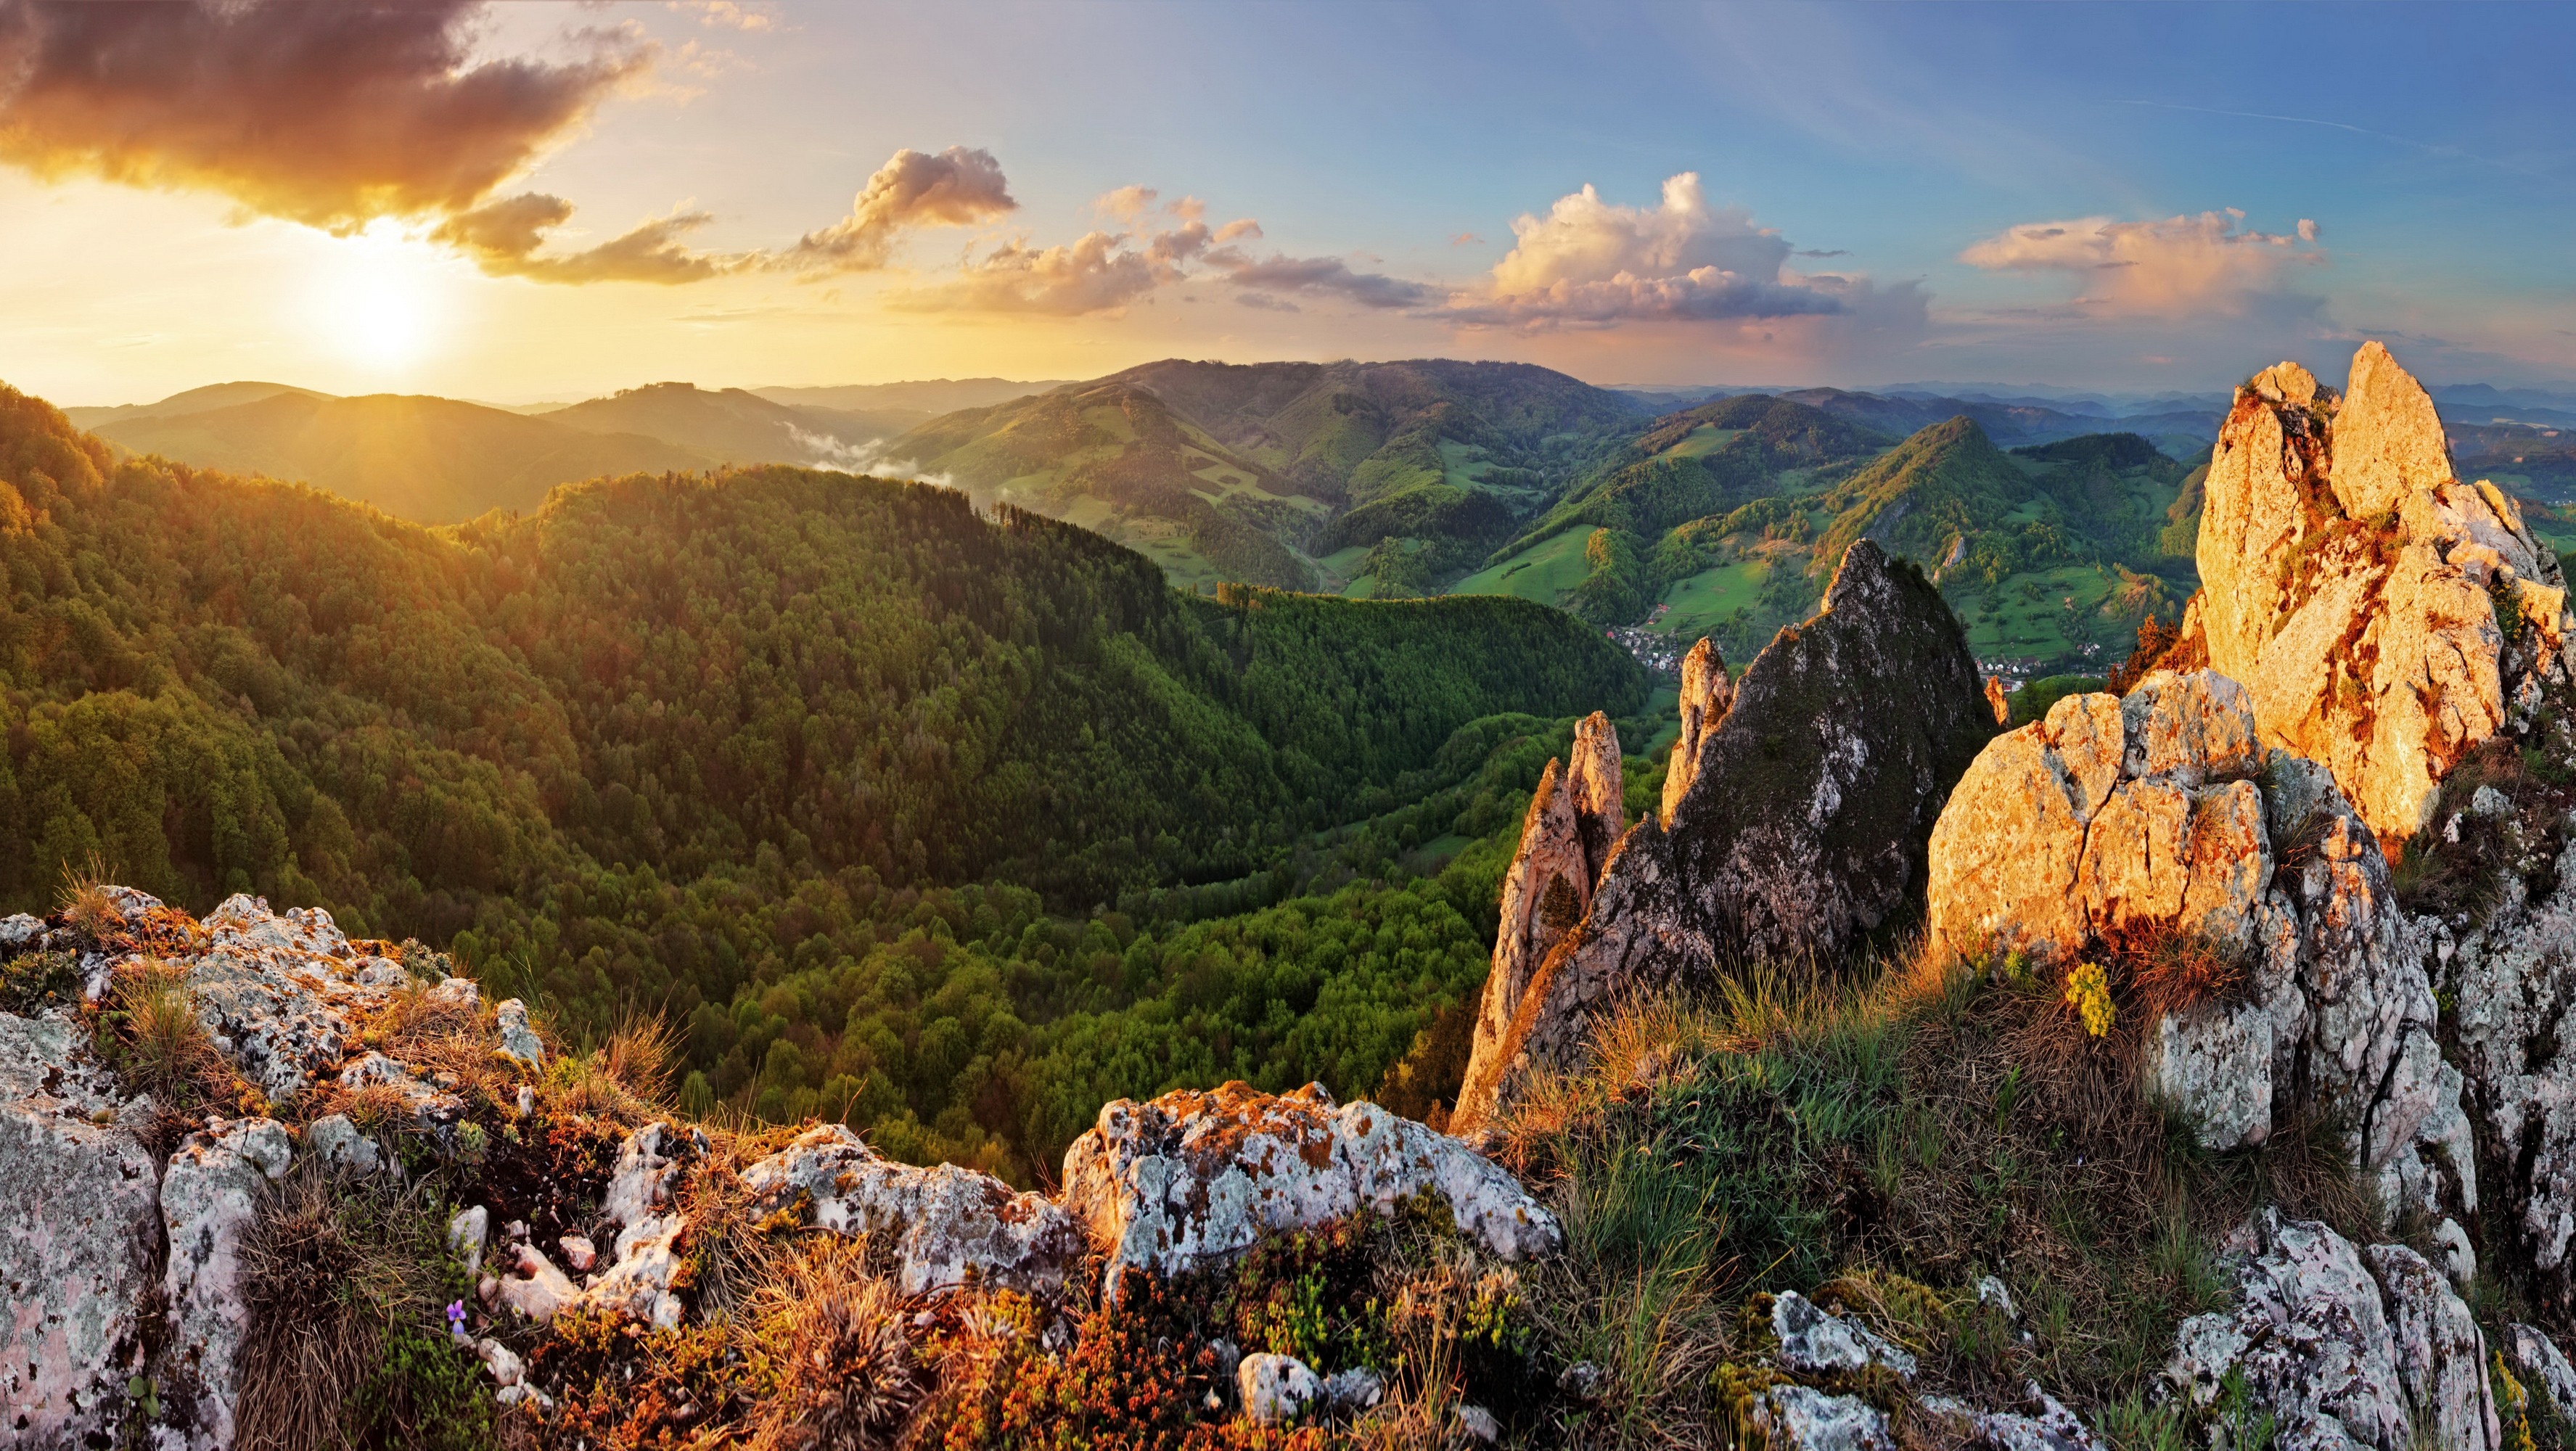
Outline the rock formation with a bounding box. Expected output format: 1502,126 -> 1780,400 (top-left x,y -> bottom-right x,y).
1471,711 -> 1625,1086
1059,1080 -> 1562,1294
1661,637 -> 1735,824
743,1122 -> 1086,1296
1926,671 -> 2473,1222
2190,341 -> 2574,846
2163,1212 -> 2501,1451
1453,541 -> 1994,1129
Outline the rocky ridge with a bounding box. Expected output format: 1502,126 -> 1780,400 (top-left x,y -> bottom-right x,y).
1454,540 -> 1995,1129
0,890 -> 1561,1448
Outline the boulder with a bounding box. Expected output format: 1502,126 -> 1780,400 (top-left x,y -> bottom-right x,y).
744,1123 -> 1085,1296
0,1010 -> 160,1449
1470,712 -> 1625,1086
2192,342 -> 2574,846
1237,1353 -> 1322,1426
161,1118 -> 293,1450
494,998 -> 543,1068
1925,672 -> 2469,1210
185,895 -> 413,1098
1454,542 -> 1993,1127
1754,1384 -> 1895,1451
2162,1212 -> 2500,1451
1771,1291 -> 1917,1381
1060,1081 -> 1561,1292
496,1241 -> 582,1323
2506,1325 -> 2576,1423
1662,637 -> 1736,824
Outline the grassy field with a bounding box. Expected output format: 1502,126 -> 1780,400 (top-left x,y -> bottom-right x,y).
1449,525 -> 1594,607
1951,563 -> 2136,663
1659,424 -> 1744,459
1654,556 -> 1774,640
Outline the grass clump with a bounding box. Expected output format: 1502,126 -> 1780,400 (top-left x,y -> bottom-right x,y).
235,1162 -> 489,1451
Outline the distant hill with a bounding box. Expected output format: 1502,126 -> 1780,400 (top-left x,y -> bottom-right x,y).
537,382 -> 912,468
63,381 -> 329,431
881,358 -> 1651,593
752,378 -> 1070,415
91,392 -> 715,523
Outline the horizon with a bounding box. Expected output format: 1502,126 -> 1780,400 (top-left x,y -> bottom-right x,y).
5,1 -> 2573,407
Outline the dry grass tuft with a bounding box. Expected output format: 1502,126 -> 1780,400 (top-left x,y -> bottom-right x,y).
546,1011 -> 679,1123
2118,926 -> 2251,1019
57,850 -> 121,937
746,1238 -> 924,1451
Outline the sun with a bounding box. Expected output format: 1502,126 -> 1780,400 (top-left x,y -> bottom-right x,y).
305,223 -> 448,376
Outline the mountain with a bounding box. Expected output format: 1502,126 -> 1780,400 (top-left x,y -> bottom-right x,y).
752,377 -> 1070,414
537,381 -> 913,466
86,390 -> 715,523
881,359 -> 1652,593
61,379 -> 328,430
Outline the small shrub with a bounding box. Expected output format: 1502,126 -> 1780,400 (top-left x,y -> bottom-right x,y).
745,1240 -> 922,1451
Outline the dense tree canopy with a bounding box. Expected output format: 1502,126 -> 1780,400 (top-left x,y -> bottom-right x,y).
0,383 -> 1649,1178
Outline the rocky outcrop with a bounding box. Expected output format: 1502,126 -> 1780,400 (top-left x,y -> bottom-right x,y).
1061,1080 -> 1562,1292
2191,342 -> 2574,846
2163,1212 -> 2501,1451
2432,840 -> 2576,1311
743,1123 -> 1086,1296
1926,672 -> 2472,1218
161,1118 -> 294,1450
1453,541 -> 1995,1128
1471,712 -> 1626,1088
1,1010 -> 160,1448
1661,637 -> 1734,824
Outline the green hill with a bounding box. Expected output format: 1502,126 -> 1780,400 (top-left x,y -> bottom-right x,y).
538,381 -> 911,465
885,359 -> 1651,595
89,390 -> 717,523
0,380 -> 1646,1173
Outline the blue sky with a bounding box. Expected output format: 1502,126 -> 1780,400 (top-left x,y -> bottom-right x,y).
3,0 -> 2569,400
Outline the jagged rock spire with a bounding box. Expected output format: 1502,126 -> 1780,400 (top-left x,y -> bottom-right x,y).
2190,339 -> 2572,844
1660,638 -> 1734,826
1467,712 -> 1623,1091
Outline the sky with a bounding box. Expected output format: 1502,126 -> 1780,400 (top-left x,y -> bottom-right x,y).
1,0 -> 2572,406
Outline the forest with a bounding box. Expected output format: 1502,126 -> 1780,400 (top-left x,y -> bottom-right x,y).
0,384 -> 1650,1180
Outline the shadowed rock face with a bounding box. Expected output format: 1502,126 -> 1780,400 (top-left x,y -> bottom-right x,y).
2191,342 -> 2575,847
1453,541 -> 1994,1129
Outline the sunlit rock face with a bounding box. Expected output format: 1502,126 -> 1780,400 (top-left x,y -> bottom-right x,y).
1470,711 -> 1626,1094
1453,541 -> 1994,1130
2191,341 -> 2573,848
1926,671 -> 2472,1220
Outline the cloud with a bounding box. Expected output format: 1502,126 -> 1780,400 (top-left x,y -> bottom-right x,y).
778,146 -> 1017,273
671,1 -> 777,30
1210,251 -> 1435,309
1958,210 -> 2324,315
1444,173 -> 1854,329
433,194 -> 742,284
894,231 -> 1162,315
0,1 -> 649,231
1235,292 -> 1302,313
1449,232 -> 1485,247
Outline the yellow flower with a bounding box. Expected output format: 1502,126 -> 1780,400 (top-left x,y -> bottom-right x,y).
2064,962 -> 2114,1038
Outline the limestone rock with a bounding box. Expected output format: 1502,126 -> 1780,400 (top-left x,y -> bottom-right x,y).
337,1051 -> 463,1127
1926,671 -> 2466,1195
1662,637 -> 1735,823
161,1118 -> 293,1450
0,1010 -> 160,1449
186,895 -> 411,1098
1453,1404 -> 1503,1444
496,1241 -> 581,1323
1985,675 -> 2010,726
1455,542 -> 1993,1127
2335,340 -> 2456,520
494,998 -> 543,1068
1472,712 -> 1625,1088
1060,1081 -> 1561,1291
2506,1325 -> 2576,1422
2191,341 -> 2572,845
745,1122 -> 1085,1296
1754,1384 -> 1895,1451
448,1206 -> 490,1279
2440,846 -> 2576,1310
1321,1366 -> 1384,1413
1772,1291 -> 1918,1381
2162,1212 -> 2499,1451
1237,1353 -> 1321,1426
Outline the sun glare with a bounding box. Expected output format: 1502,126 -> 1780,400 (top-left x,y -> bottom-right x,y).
305,222 -> 449,377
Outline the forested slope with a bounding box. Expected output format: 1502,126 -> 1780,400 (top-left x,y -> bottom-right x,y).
0,383 -> 1646,1175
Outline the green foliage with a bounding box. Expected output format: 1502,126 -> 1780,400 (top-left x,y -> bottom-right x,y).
1565,527 -> 1651,625
0,386 -> 1647,1177
2007,674 -> 2107,728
